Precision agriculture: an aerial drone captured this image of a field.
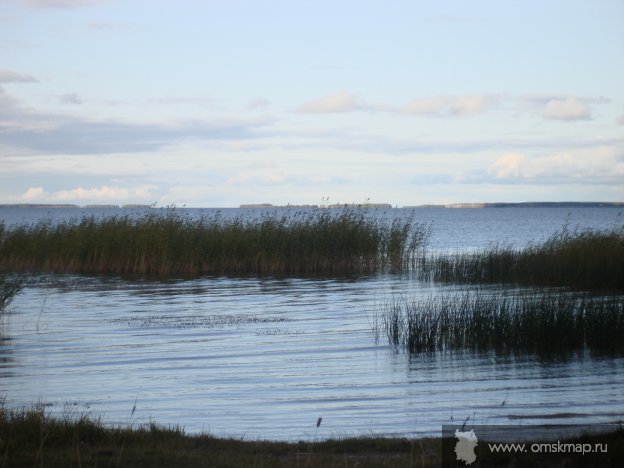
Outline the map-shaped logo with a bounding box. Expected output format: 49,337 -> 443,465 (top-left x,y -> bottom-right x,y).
454,429 -> 478,465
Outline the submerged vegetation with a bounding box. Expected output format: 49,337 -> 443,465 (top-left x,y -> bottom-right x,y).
421,225 -> 624,292
378,290 -> 624,355
0,210 -> 429,277
0,273 -> 22,313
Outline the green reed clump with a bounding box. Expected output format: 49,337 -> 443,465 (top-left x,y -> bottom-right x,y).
0,210 -> 429,277
379,291 -> 624,355
422,225 -> 624,292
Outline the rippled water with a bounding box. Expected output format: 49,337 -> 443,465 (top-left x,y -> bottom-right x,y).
3,274 -> 623,440
1,207 -> 623,440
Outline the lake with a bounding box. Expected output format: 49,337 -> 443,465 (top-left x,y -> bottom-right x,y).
1,207 -> 623,440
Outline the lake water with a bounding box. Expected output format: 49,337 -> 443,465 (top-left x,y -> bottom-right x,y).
1,207 -> 623,440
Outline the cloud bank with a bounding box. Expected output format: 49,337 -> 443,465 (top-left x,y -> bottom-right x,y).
487,147 -> 624,184
16,185 -> 158,203
542,97 -> 592,121
0,85 -> 273,154
402,95 -> 501,117
295,93 -> 501,117
294,92 -> 610,121
521,95 -> 610,121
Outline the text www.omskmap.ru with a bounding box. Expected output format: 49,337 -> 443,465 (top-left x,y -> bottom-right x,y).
488,441 -> 608,455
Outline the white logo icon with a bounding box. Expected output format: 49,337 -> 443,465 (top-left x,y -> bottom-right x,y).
454,429 -> 478,465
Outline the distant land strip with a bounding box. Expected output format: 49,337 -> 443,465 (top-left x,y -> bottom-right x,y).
0,202 -> 622,209
405,201 -> 624,208
242,202 -> 624,209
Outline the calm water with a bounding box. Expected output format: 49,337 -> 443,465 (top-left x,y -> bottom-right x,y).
1,207 -> 623,440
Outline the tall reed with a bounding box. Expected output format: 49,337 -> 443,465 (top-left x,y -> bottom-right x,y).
0,209 -> 429,277
421,225 -> 624,292
378,290 -> 624,355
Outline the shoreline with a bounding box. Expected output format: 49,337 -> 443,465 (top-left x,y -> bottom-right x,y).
2,407 -> 622,467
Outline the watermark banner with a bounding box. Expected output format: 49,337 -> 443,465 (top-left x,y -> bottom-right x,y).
441,424 -> 620,466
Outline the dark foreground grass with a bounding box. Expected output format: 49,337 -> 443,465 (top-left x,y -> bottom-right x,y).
0,405 -> 440,468
2,406 -> 623,468
421,225 -> 624,292
0,210 -> 429,277
379,291 -> 624,355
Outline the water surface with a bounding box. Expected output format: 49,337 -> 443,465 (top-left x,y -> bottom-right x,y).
1,207 -> 623,440
2,274 -> 623,440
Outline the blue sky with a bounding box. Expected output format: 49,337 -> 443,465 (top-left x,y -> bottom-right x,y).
1,0 -> 623,207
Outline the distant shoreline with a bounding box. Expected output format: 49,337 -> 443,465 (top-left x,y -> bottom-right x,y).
404,201 -> 624,208
0,201 -> 623,209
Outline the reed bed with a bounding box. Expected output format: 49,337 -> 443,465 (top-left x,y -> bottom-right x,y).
421,225 -> 624,292
379,290 -> 624,355
0,209 -> 429,277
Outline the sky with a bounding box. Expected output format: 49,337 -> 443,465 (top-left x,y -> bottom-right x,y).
1,0 -> 623,207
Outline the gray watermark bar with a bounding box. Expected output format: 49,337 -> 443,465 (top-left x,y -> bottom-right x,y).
441,424 -> 621,466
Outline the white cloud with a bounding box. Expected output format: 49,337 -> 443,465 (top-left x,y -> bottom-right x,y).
487,146 -> 624,184
403,95 -> 500,117
489,153 -> 526,179
20,186 -> 46,201
521,95 -> 609,122
295,91 -> 362,113
542,97 -> 592,121
0,69 -> 37,83
15,185 -> 158,203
